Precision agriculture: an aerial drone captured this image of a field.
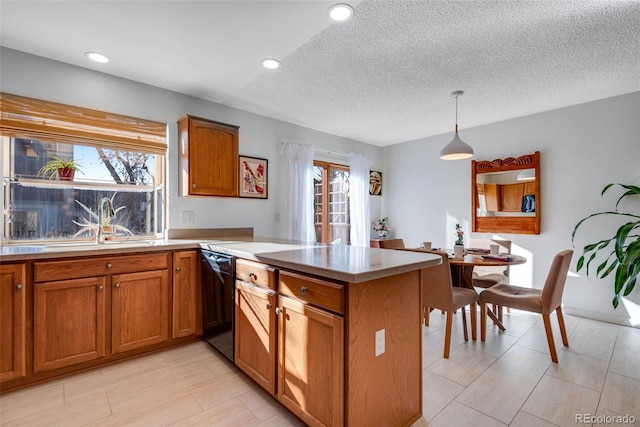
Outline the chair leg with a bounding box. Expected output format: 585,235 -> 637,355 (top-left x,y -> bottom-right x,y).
497,305 -> 503,321
424,306 -> 430,326
556,306 -> 569,347
461,308 -> 468,342
480,302 -> 487,342
542,314 -> 558,363
444,311 -> 453,358
470,303 -> 477,341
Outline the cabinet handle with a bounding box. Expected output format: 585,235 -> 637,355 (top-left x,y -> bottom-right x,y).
275,307 -> 282,315
115,283 -> 121,289
192,184 -> 196,188
176,266 -> 181,272
266,303 -> 272,309
15,284 -> 22,290
106,263 -> 113,269
98,285 -> 104,291
249,272 -> 257,280
300,286 -> 308,294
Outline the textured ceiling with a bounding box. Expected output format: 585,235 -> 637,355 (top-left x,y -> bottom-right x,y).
1,1 -> 639,146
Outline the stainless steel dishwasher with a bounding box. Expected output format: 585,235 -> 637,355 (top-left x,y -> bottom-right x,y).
200,250 -> 235,362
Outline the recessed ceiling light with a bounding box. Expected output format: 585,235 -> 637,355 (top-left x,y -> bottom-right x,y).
261,58 -> 281,70
85,52 -> 109,63
329,3 -> 354,22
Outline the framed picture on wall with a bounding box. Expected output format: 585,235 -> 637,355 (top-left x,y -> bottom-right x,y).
239,155 -> 268,199
369,170 -> 382,196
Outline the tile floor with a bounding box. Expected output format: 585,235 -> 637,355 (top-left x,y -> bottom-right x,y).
1,311 -> 639,426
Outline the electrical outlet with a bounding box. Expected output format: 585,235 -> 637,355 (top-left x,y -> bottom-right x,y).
375,329 -> 385,357
181,211 -> 195,225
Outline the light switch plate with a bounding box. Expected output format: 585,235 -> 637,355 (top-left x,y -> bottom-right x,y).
181,211 -> 195,225
375,329 -> 385,357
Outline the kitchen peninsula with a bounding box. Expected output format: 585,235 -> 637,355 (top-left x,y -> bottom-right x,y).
1,238 -> 440,426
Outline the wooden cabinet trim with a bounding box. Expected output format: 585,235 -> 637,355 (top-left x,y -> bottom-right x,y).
34,252 -> 170,282
236,258 -> 276,289
279,270 -> 345,315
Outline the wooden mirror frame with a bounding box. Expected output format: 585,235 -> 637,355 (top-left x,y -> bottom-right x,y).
471,151 -> 540,234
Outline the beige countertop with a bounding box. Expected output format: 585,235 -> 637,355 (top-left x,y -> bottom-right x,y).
1,237 -> 441,283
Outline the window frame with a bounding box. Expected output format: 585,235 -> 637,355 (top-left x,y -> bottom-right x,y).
0,94 -> 167,244
314,160 -> 350,244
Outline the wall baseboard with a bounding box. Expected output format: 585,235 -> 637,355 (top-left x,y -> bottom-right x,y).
563,306 -> 639,328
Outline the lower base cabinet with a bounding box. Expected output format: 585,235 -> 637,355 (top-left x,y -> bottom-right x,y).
235,265 -> 345,427
235,281 -> 277,394
278,295 -> 344,427
112,270 -> 170,353
34,277 -> 107,373
0,263 -> 27,383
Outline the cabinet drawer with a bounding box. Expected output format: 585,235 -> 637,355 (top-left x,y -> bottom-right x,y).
279,271 -> 345,315
236,259 -> 276,290
34,253 -> 170,282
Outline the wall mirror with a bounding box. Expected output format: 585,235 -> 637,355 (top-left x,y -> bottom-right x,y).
472,151 -> 540,234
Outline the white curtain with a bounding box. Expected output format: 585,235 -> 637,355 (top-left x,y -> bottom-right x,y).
283,142 -> 316,242
348,153 -> 372,247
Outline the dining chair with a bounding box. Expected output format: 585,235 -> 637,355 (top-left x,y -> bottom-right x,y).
379,238 -> 405,249
468,238 -> 512,288
400,249 -> 478,358
468,238 -> 512,321
479,249 -> 573,363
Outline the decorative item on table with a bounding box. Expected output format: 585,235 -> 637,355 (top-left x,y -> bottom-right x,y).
453,223 -> 465,258
239,155 -> 268,199
373,217 -> 391,238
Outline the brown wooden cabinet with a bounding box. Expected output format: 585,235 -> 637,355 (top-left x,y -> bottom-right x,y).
235,260 -> 344,427
500,183 -> 524,212
33,252 -> 171,372
0,263 -> 27,383
172,250 -> 201,339
178,115 -> 239,197
235,280 -> 277,394
112,270 -> 170,353
523,180 -> 536,195
277,294 -> 344,427
34,277 -> 107,373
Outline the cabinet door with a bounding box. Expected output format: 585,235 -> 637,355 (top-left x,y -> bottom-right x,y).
278,296 -> 344,427
34,277 -> 107,373
501,183 -> 524,212
523,180 -> 536,195
112,270 -> 170,353
179,116 -> 239,197
484,183 -> 500,211
235,281 -> 277,395
0,264 -> 26,382
172,251 -> 200,338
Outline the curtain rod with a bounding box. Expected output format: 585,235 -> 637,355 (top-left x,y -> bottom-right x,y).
280,141 -> 349,158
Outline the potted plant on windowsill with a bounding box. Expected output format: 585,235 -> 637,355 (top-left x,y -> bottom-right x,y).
572,183 -> 640,308
72,195 -> 134,240
38,155 -> 83,181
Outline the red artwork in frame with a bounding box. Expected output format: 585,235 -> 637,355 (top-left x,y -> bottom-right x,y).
239,155 -> 268,199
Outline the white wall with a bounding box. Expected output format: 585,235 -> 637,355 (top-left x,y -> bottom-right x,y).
384,92 -> 640,326
0,47 -> 384,238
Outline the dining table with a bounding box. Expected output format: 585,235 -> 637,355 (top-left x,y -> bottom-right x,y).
449,251 -> 527,331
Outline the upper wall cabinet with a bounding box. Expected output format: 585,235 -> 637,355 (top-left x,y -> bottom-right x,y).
472,151 -> 540,234
178,115 -> 239,197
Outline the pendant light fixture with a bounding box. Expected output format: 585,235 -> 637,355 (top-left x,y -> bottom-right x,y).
440,90 -> 474,160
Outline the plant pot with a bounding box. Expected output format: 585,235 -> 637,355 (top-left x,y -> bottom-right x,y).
454,245 -> 465,259
57,167 -> 75,181
377,230 -> 389,238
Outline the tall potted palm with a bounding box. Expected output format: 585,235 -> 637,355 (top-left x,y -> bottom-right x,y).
571,183 -> 640,308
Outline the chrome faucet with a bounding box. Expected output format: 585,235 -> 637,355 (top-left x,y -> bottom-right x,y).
97,197 -> 115,244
